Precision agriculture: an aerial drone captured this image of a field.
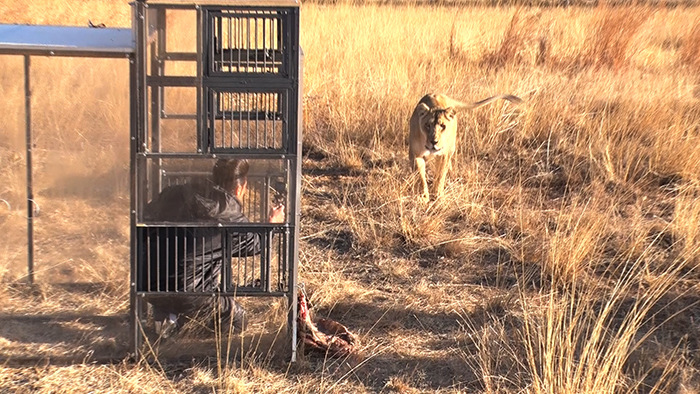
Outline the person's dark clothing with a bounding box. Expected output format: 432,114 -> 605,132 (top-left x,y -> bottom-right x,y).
139,180 -> 257,326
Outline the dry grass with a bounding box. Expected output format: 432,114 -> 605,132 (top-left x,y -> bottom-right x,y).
679,18 -> 700,71
1,1 -> 700,392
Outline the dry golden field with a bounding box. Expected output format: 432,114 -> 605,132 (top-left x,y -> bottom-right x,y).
1,0 -> 700,392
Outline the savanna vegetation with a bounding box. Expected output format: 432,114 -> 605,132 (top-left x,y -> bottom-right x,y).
1,0 -> 699,392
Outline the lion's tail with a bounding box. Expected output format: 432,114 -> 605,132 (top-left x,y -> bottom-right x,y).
456,94 -> 523,110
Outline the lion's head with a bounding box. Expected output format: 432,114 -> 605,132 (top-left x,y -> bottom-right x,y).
416,103 -> 456,153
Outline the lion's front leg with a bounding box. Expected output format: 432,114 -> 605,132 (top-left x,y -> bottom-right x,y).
413,156 -> 430,203
433,153 -> 452,199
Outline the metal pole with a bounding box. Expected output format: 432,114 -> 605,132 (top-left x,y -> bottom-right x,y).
288,43 -> 303,363
196,4 -> 206,153
130,0 -> 147,357
129,47 -> 139,357
24,55 -> 34,285
150,7 -> 165,195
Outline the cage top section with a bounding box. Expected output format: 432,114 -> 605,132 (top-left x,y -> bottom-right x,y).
0,24 -> 134,57
144,0 -> 300,7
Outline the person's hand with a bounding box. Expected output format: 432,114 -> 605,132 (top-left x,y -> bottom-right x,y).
268,204 -> 285,223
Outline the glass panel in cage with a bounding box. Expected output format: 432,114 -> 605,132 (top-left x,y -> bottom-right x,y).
210,90 -> 286,151
151,118 -> 199,153
138,157 -> 290,224
163,86 -> 197,119
145,8 -> 198,78
165,9 -> 197,54
209,10 -> 285,75
162,60 -> 197,77
145,86 -> 198,154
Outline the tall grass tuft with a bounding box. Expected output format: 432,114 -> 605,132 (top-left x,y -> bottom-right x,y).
672,183 -> 700,268
580,6 -> 651,70
480,8 -> 541,70
463,234 -> 694,393
678,21 -> 700,71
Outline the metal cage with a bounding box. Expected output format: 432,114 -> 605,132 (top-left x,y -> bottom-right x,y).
206,9 -> 291,77
130,0 -> 302,361
0,0 -> 301,363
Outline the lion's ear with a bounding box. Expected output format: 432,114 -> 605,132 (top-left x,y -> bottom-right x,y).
445,107 -> 457,119
416,103 -> 431,117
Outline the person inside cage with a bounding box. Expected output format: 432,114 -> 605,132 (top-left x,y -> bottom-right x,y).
140,158 -> 285,338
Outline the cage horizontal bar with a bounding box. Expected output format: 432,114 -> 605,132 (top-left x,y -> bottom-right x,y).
138,290 -> 288,297
137,223 -> 293,229
213,49 -> 283,65
161,114 -> 198,120
138,152 -> 296,159
206,148 -> 291,155
202,78 -> 296,88
212,111 -> 283,121
162,52 -> 197,61
159,166 -> 286,178
0,48 -> 133,58
146,76 -> 198,87
145,0 -> 300,8
210,10 -> 291,17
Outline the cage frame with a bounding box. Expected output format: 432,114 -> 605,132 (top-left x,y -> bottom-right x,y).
130,0 -> 302,361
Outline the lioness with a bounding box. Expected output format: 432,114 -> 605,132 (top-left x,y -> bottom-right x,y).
409,93 -> 522,202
